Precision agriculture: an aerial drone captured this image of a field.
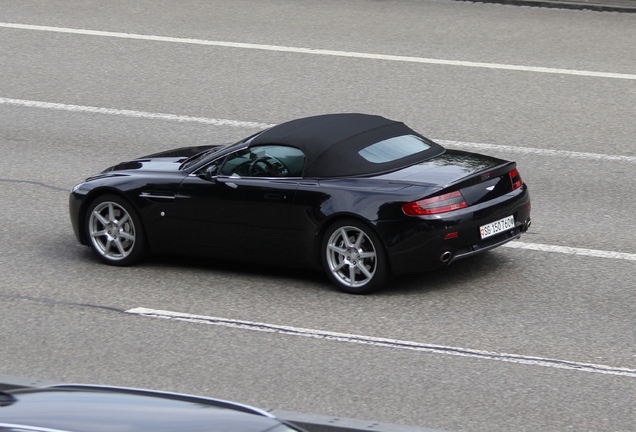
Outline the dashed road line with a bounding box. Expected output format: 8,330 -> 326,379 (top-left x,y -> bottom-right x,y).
438,140 -> 636,163
504,241 -> 636,261
2,22 -> 636,80
126,307 -> 636,379
2,97 -> 635,164
0,97 -> 272,129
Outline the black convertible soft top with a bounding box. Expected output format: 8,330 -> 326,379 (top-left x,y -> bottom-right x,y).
249,113 -> 445,178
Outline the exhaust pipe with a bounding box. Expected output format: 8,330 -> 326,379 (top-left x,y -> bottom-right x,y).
440,251 -> 452,263
523,219 -> 532,232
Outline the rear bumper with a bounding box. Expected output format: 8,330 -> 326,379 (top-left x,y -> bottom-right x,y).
385,185 -> 531,275
449,222 -> 526,263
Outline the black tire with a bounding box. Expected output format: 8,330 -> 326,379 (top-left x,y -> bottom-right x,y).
85,194 -> 147,266
321,219 -> 389,294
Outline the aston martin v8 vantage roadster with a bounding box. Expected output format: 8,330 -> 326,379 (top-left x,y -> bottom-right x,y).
69,113 -> 531,294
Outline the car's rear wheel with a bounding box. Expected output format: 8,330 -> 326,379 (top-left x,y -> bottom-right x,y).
85,194 -> 146,266
322,219 -> 388,294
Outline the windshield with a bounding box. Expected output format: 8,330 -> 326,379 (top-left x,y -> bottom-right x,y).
179,134 -> 260,170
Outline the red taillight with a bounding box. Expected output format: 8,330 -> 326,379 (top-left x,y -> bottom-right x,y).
509,168 -> 523,190
403,190 -> 468,216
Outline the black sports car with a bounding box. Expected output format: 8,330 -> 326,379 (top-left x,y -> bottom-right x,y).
69,113 -> 531,294
0,384 -> 304,432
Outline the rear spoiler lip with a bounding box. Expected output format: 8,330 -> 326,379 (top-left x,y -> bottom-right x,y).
445,161 -> 517,190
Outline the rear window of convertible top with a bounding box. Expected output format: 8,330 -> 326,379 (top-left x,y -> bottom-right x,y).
358,135 -> 432,163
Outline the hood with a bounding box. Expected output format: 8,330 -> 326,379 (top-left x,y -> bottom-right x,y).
1,387 -> 288,432
104,145 -> 217,173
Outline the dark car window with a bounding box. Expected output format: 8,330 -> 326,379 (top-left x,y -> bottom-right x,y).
219,145 -> 305,178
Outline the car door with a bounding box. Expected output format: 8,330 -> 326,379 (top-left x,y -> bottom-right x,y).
176,145 -> 303,261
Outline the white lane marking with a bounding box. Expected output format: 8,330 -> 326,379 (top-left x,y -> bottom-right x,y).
3,97 -> 636,165
438,140 -> 636,163
2,22 -> 636,81
125,307 -> 636,378
505,241 -> 636,261
0,97 -> 272,129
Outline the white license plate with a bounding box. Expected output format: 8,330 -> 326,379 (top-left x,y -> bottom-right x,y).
480,215 -> 515,239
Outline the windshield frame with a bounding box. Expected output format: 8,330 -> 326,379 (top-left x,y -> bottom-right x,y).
179,131 -> 264,171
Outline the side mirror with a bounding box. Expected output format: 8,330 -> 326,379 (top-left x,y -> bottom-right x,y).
204,164 -> 219,181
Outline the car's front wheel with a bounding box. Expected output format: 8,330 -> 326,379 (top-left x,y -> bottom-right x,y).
322,219 -> 388,294
85,194 -> 146,266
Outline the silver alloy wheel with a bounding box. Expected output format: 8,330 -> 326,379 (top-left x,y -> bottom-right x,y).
325,225 -> 377,288
88,201 -> 137,261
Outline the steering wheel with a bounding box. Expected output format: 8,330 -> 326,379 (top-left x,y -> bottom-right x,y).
248,157 -> 275,176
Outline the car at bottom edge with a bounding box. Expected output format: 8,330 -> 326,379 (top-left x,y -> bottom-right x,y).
0,384 -> 305,432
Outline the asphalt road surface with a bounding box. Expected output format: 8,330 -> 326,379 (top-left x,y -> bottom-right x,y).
1,1 -> 635,431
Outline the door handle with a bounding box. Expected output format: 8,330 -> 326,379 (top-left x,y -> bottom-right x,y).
264,194 -> 285,200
